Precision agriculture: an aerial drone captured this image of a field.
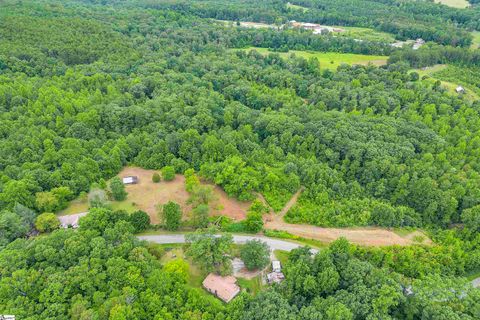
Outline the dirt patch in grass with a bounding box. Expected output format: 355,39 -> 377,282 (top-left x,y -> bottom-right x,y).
210,184 -> 251,220
118,167 -> 250,224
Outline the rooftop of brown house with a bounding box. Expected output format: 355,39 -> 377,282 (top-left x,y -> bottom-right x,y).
202,273 -> 240,303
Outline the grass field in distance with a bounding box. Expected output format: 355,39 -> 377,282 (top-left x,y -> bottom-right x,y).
238,47 -> 388,70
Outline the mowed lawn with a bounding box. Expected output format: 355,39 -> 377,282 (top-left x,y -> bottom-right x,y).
239,47 -> 388,70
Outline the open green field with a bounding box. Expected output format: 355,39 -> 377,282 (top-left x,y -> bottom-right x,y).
340,26 -> 395,43
273,250 -> 290,266
435,0 -> 470,8
413,64 -> 480,102
58,194 -> 138,215
238,47 -> 388,70
471,31 -> 480,49
237,276 -> 263,295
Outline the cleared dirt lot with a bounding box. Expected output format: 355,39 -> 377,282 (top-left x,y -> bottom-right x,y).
264,188 -> 431,247
118,167 -> 250,224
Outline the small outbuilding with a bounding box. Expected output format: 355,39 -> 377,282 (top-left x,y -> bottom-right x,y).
267,271 -> 285,284
272,260 -> 282,273
58,212 -> 88,229
456,86 -> 466,94
267,260 -> 285,284
202,273 -> 240,303
122,176 -> 138,185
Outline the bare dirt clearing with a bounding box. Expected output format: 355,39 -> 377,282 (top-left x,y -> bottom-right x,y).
118,167 -> 250,224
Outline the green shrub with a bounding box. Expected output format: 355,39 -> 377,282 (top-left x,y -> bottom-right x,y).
129,210 -> 151,232
160,201 -> 182,230
35,213 -> 60,233
110,177 -> 127,201
162,166 -> 175,181
152,172 -> 161,183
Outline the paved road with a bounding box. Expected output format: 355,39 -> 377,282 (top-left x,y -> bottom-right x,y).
138,234 -> 319,254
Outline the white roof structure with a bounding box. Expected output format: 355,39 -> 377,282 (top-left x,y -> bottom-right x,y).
58,212 -> 88,228
272,260 -> 281,273
122,176 -> 138,184
456,86 -> 465,93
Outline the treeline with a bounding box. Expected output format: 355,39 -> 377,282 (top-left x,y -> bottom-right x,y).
290,0 -> 475,46
148,0 -> 476,47
388,44 -> 480,68
227,27 -> 394,55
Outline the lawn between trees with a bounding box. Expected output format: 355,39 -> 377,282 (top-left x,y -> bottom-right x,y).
235,47 -> 388,71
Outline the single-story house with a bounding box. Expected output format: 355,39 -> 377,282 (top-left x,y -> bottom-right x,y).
122,176 -> 138,185
202,273 -> 240,303
58,212 -> 88,229
456,86 -> 466,94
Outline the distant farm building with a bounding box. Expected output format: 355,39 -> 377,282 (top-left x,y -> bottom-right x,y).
58,212 -> 88,229
122,176 -> 138,185
289,21 -> 345,34
456,85 -> 466,94
202,273 -> 240,303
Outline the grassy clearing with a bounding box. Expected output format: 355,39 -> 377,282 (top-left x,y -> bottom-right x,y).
435,0 -> 470,8
466,268 -> 480,281
286,2 -> 308,12
58,193 -> 138,216
59,194 -> 88,215
340,26 -> 395,43
471,31 -> 480,50
273,249 -> 290,266
238,47 -> 388,70
413,65 -> 479,102
393,227 -> 416,237
237,276 -> 263,295
263,229 -> 326,248
158,246 -> 207,288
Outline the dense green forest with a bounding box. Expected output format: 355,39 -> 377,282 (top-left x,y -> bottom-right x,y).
1,0 -> 480,318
